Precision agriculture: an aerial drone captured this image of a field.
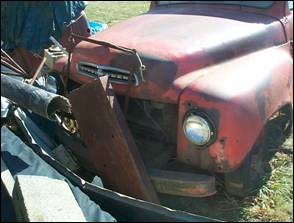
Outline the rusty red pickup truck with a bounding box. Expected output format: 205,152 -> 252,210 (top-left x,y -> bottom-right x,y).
6,1 -> 293,198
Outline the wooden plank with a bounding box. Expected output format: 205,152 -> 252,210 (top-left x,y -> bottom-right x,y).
68,77 -> 159,203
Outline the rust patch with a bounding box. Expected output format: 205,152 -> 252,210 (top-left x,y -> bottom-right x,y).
211,137 -> 229,172
149,169 -> 216,197
179,187 -> 217,197
256,89 -> 267,122
255,72 -> 273,123
220,137 -> 227,145
68,76 -> 159,203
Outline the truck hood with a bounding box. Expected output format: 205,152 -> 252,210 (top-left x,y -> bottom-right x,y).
72,6 -> 285,103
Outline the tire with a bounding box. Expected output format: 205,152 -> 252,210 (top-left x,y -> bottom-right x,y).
224,106 -> 292,197
224,143 -> 265,197
280,107 -> 293,138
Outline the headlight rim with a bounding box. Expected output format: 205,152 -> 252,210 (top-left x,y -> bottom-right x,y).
182,109 -> 217,147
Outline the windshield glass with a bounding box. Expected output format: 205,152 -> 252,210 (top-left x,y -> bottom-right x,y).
157,1 -> 275,9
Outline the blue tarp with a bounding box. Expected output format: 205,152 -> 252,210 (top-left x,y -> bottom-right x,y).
88,20 -> 108,35
1,125 -> 116,222
1,1 -> 87,54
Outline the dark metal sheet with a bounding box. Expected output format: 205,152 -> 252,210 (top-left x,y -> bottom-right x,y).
68,76 -> 159,203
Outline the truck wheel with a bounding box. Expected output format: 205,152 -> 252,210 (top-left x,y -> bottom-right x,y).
224,106 -> 292,197
224,142 -> 265,197
279,106 -> 293,138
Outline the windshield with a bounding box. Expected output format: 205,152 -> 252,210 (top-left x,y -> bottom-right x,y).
157,1 -> 275,9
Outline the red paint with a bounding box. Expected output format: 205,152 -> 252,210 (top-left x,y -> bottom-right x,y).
69,3 -> 286,104
178,45 -> 293,171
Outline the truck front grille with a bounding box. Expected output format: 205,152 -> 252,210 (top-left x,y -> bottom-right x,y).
77,61 -> 139,86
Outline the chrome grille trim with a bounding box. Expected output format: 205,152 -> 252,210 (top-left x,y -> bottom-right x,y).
77,61 -> 139,86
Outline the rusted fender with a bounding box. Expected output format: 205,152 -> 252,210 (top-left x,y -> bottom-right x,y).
177,44 -> 293,172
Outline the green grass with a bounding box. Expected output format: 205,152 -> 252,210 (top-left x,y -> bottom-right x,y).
85,1 -> 150,27
85,2 -> 293,222
242,136 -> 293,222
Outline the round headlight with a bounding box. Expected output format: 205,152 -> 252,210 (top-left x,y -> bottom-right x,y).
183,114 -> 212,146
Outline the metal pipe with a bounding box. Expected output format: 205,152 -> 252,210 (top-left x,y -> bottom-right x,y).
1,74 -> 71,119
28,57 -> 47,85
1,49 -> 26,74
1,59 -> 25,76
